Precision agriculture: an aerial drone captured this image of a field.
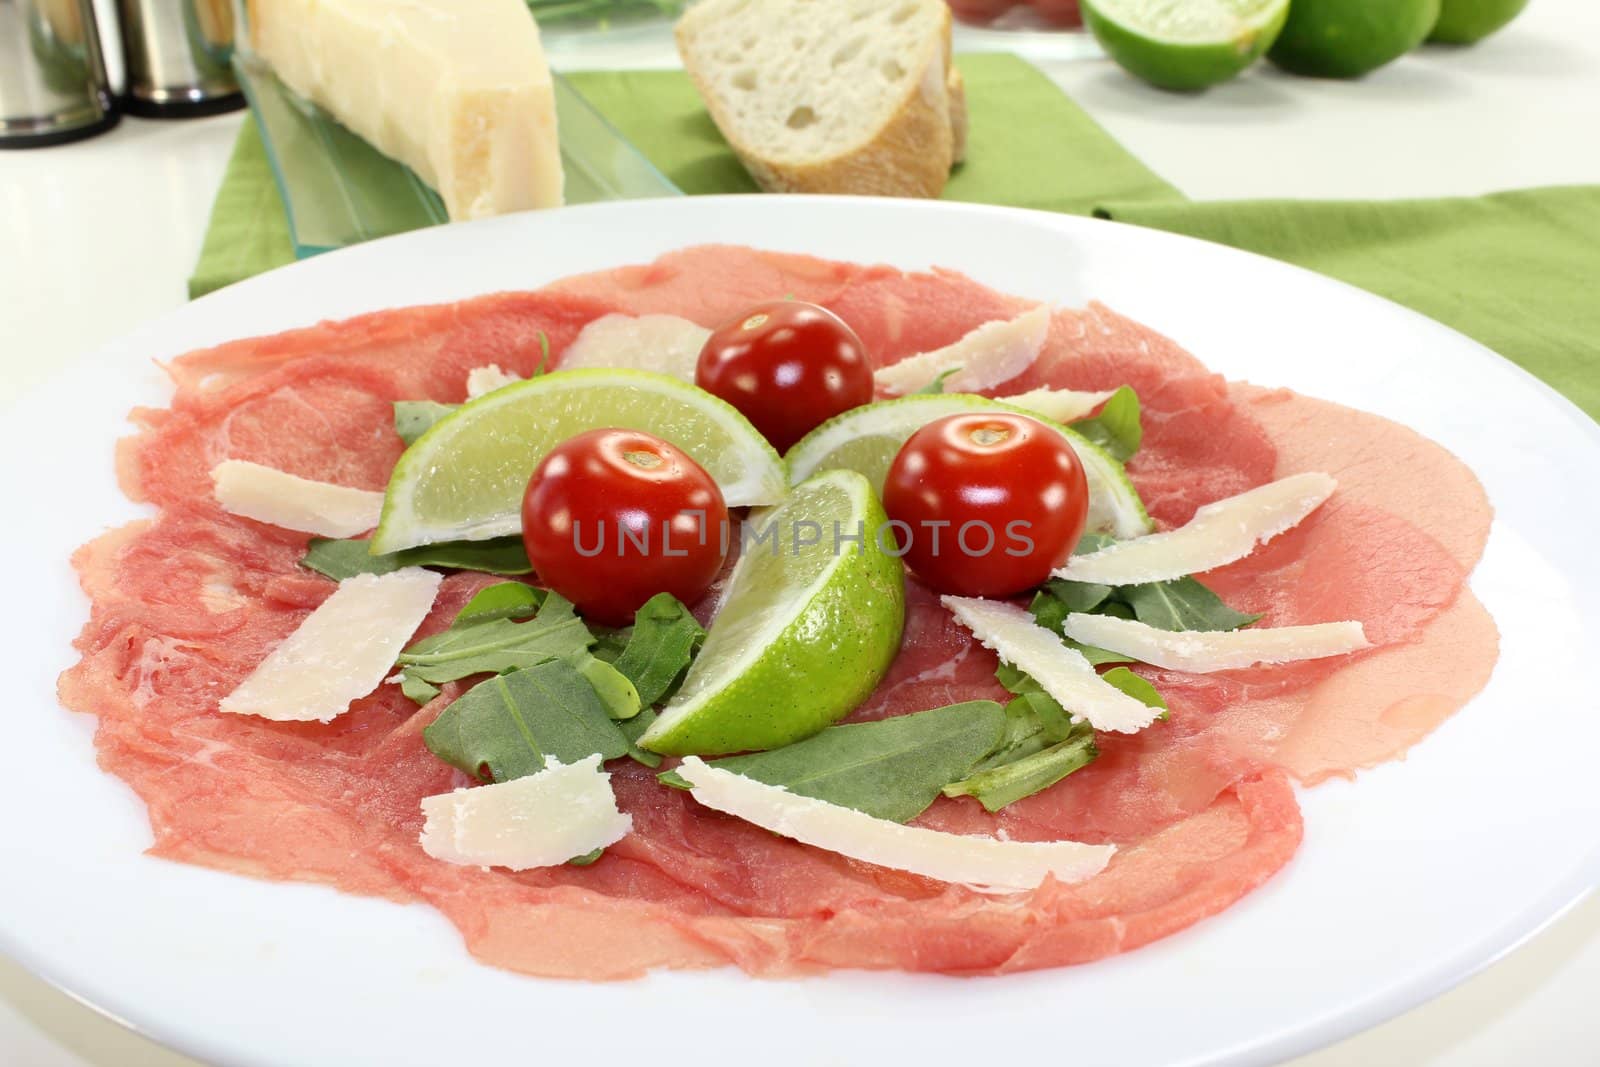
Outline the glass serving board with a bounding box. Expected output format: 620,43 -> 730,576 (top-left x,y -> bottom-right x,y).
233,53 -> 682,259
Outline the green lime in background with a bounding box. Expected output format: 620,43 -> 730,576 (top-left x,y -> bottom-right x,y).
1268,0 -> 1442,78
1081,0 -> 1291,92
1429,0 -> 1530,43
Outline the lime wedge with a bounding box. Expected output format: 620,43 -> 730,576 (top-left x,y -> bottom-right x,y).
784,394 -> 1153,540
372,369 -> 786,554
1082,0 -> 1291,91
638,469 -> 906,756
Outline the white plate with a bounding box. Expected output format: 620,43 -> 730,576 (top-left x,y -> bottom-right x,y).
4,197 -> 1598,1067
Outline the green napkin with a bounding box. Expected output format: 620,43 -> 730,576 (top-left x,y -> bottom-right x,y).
189,52 -> 1598,421
188,54 -> 1175,298
1098,189 -> 1600,421
565,55 -> 1181,212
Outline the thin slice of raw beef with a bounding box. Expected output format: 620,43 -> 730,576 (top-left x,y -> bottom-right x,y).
60,245 -> 1494,979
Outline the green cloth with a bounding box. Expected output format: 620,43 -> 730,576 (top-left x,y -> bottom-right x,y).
563,55 -> 1181,212
189,53 -> 1599,421
189,113 -> 297,299
1097,188 -> 1600,421
188,55 -> 1174,298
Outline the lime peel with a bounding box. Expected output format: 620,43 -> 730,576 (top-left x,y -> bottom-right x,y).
373,368 -> 786,555
1083,0 -> 1291,91
784,394 -> 1153,540
638,468 -> 905,757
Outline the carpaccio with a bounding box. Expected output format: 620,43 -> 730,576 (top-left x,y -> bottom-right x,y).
60,245 -> 1496,979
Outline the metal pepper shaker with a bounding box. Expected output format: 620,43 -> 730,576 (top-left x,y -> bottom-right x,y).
0,0 -> 120,148
116,0 -> 245,116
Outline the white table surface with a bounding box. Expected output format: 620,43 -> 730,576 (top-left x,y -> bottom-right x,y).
3,4 -> 1598,1065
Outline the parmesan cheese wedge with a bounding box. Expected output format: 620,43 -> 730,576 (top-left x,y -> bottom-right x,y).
211,459 -> 386,538
248,0 -> 562,220
557,313 -> 712,382
942,596 -> 1162,735
874,305 -> 1051,396
998,386 -> 1119,425
465,364 -> 522,399
674,757 -> 1113,890
1055,472 -> 1338,586
1064,613 -> 1371,674
220,569 -> 442,723
419,755 -> 632,871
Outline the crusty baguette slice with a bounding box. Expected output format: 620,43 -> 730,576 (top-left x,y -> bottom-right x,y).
676,0 -> 964,197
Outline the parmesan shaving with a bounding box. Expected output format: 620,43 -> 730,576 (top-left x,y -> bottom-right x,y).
219,568 -> 441,723
419,755 -> 632,871
674,757 -> 1113,890
557,313 -> 712,382
1056,472 -> 1338,586
943,596 -> 1162,735
211,459 -> 385,538
465,364 -> 522,398
1064,613 -> 1370,673
874,305 -> 1051,396
998,386 -> 1119,424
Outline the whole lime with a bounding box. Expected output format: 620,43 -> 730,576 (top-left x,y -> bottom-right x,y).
1430,0 -> 1530,44
1268,0 -> 1442,78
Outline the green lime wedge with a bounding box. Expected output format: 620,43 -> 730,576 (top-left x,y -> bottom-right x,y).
784,394 -> 1153,541
1429,0 -> 1528,44
371,369 -> 787,555
638,469 -> 905,756
1268,0 -> 1441,78
1082,0 -> 1290,92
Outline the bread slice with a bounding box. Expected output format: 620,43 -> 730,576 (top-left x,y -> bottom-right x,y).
676,0 -> 964,197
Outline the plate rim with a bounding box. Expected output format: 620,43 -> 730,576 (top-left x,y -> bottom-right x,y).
6,194 -> 1600,1067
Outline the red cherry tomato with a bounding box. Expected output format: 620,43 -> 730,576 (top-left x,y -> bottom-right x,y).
882,413 -> 1088,598
1027,0 -> 1082,27
521,429 -> 729,626
695,300 -> 873,453
946,0 -> 1017,23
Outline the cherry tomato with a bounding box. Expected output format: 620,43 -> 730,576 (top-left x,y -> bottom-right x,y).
882,413 -> 1088,598
1027,0 -> 1082,27
695,300 -> 873,453
521,429 -> 729,626
946,0 -> 1019,24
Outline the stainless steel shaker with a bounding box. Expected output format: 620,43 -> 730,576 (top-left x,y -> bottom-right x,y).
0,0 -> 119,148
117,0 -> 245,116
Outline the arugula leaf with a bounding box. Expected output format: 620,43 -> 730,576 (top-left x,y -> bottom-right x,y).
912,367 -> 960,395
400,674 -> 441,705
568,652 -> 643,720
611,593 -> 706,706
1075,531 -> 1118,555
1008,689 -> 1077,744
394,400 -> 457,446
618,707 -> 663,768
533,331 -> 551,375
1117,577 -> 1261,632
421,658 -> 631,783
693,701 -> 1008,823
300,536 -> 532,580
398,592 -> 593,685
944,734 -> 1098,813
1102,667 -> 1168,714
967,698 -> 1053,774
1069,385 -> 1142,462
994,665 -> 1091,744
455,582 -> 545,624
1027,587 -> 1136,666
657,767 -> 692,790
